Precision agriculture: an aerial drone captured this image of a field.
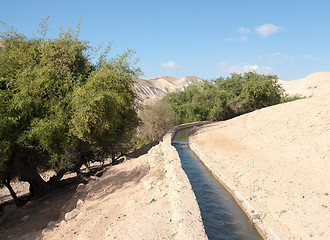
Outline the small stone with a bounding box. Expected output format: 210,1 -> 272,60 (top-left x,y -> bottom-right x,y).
20,215 -> 30,222
95,170 -> 104,177
64,210 -> 76,221
47,221 -> 55,229
42,228 -> 51,235
76,183 -> 85,193
89,176 -> 98,180
60,220 -> 67,227
76,199 -> 84,208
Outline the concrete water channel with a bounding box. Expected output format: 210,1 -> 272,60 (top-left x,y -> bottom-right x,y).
172,127 -> 262,240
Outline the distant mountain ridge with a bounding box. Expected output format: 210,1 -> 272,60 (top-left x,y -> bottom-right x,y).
134,75 -> 204,103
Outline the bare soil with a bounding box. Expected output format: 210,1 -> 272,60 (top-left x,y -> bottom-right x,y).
190,72 -> 330,239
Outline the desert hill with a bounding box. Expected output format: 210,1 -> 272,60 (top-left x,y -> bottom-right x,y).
134,75 -> 204,102
279,71 -> 330,97
191,72 -> 330,239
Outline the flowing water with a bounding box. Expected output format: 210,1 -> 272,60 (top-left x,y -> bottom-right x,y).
172,128 -> 262,240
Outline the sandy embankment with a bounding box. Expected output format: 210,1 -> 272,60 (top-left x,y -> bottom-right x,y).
190,72 -> 330,239
19,125 -> 206,240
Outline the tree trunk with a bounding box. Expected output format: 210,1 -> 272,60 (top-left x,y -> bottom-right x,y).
48,168 -> 67,185
3,178 -> 24,206
19,168 -> 51,197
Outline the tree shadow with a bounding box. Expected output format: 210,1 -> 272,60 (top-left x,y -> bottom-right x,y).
0,161 -> 138,240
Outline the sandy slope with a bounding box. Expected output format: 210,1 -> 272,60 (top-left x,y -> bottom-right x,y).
0,127 -> 206,240
190,72 -> 330,239
278,72 -> 330,97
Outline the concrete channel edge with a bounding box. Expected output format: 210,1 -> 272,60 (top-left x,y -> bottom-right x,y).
188,129 -> 282,240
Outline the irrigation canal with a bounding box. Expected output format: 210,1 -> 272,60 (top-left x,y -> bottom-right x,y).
172,128 -> 262,240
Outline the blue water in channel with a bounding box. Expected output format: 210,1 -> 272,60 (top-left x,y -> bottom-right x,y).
172,128 -> 262,240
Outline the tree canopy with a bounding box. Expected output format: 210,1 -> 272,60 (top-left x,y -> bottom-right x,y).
0,20 -> 141,202
162,72 -> 284,124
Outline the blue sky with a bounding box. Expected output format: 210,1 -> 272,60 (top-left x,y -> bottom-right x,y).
1,0 -> 329,80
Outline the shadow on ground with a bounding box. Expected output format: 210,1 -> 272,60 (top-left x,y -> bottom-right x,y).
0,161 -> 146,240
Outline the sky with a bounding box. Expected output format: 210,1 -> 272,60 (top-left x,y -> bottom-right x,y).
1,0 -> 330,81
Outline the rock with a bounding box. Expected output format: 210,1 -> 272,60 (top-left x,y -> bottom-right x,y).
59,220 -> 67,227
65,210 -> 76,221
89,176 -> 98,180
47,221 -> 55,229
42,228 -> 51,235
95,170 -> 104,177
76,199 -> 84,208
20,215 -> 30,222
76,183 -> 85,193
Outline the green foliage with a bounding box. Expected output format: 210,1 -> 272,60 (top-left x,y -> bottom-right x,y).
163,82 -> 229,123
163,72 -> 284,124
70,50 -> 140,155
215,72 -> 284,113
0,20 -> 140,196
281,95 -> 305,103
132,136 -> 149,150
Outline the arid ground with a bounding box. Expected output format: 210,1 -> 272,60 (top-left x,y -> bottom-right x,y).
191,72 -> 330,239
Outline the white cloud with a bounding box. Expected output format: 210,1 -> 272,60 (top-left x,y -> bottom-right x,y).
160,61 -> 179,69
303,55 -> 320,61
271,52 -> 288,58
225,27 -> 250,42
255,24 -> 284,38
218,62 -> 274,75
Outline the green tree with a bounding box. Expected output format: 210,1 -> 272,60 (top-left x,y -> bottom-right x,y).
163,72 -> 284,125
163,82 -> 228,123
70,49 -> 140,162
0,20 -> 140,202
215,72 -> 284,114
